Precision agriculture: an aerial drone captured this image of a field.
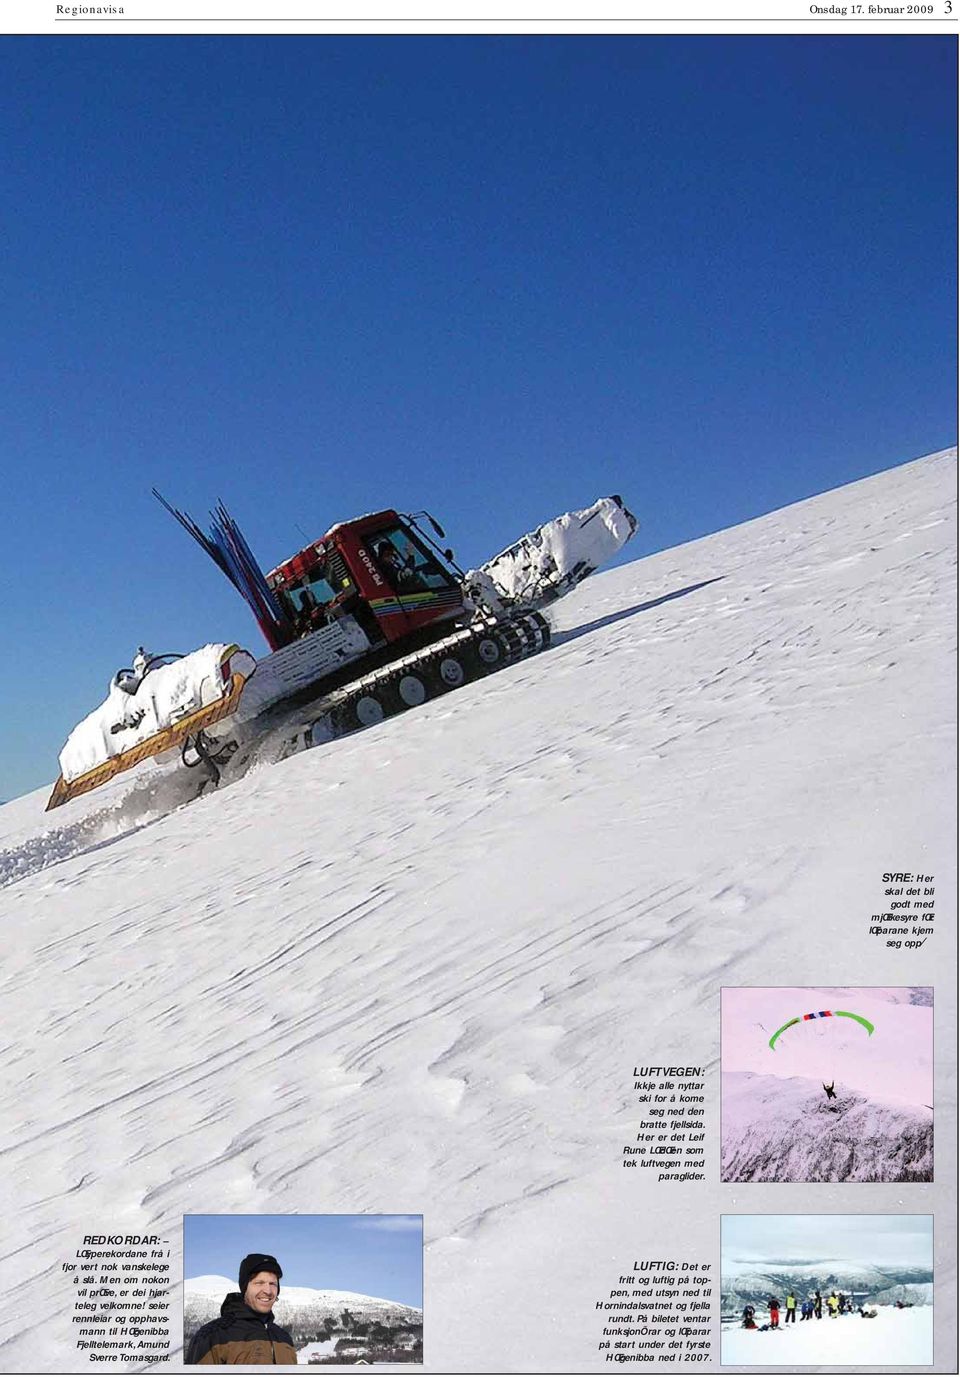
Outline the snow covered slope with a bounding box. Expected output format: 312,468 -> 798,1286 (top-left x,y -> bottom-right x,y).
183,1275 -> 421,1343
0,450 -> 954,1373
721,1071 -> 933,1181
721,1304 -> 933,1366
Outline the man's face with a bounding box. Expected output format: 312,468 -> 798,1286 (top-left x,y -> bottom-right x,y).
244,1271 -> 279,1314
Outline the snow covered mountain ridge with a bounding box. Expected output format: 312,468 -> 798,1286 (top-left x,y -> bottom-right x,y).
721,1072 -> 933,1182
721,1260 -> 933,1311
183,1276 -> 422,1345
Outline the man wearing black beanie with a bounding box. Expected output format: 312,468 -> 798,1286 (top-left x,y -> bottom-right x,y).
186,1253 -> 297,1364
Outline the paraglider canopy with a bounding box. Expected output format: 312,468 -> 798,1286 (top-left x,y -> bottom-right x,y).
768,1010 -> 875,1051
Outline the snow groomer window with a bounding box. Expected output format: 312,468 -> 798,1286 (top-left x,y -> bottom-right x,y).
301,568 -> 339,607
282,577 -> 333,620
367,528 -> 453,592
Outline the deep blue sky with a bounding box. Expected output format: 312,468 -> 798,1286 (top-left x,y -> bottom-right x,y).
183,1213 -> 423,1306
1,37 -> 955,801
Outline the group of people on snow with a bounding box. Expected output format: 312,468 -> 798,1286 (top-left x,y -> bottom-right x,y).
741,1288 -> 880,1329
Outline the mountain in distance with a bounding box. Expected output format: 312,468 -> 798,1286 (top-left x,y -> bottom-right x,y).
786,986 -> 933,1007
721,1072 -> 933,1181
873,1281 -> 934,1306
721,1260 -> 933,1313
183,1275 -> 422,1347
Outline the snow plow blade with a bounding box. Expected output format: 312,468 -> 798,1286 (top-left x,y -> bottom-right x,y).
45,669 -> 249,811
463,495 -> 638,613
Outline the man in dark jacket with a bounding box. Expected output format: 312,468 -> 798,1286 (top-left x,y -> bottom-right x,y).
186,1253 -> 297,1364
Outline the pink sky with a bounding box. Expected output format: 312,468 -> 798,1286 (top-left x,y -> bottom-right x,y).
721,987 -> 932,1107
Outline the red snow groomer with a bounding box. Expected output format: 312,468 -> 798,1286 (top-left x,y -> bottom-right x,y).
47,494 -> 637,810
265,508 -> 484,653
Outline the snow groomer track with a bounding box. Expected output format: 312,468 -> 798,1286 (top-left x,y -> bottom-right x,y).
292,610 -> 550,738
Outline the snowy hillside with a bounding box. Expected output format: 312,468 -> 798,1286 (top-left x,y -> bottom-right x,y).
720,1257 -> 933,1311
183,1275 -> 422,1344
0,449 -> 954,1373
721,1071 -> 933,1181
875,1281 -> 935,1306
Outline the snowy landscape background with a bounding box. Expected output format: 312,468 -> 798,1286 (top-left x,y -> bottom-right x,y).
0,449 -> 955,1372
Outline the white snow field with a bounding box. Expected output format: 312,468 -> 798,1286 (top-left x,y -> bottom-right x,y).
0,449 -> 955,1373
721,1304 -> 933,1366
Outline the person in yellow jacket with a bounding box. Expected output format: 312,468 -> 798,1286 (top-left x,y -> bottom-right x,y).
785,1292 -> 798,1323
827,1292 -> 841,1317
